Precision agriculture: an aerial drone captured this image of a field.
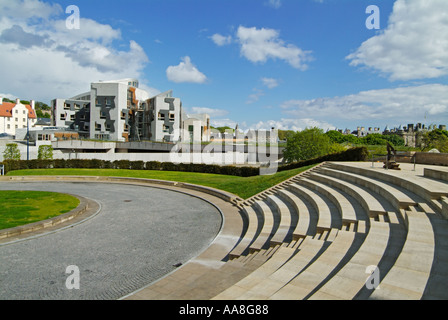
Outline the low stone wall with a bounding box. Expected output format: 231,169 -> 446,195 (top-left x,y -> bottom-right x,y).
424,168 -> 448,182
415,152 -> 448,166
0,194 -> 94,240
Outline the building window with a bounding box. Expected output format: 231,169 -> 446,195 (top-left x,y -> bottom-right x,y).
7,124 -> 10,129
121,111 -> 126,120
106,98 -> 111,106
105,123 -> 111,131
70,114 -> 75,121
163,124 -> 169,133
95,122 -> 101,131
23,110 -> 26,114
60,114 -> 66,120
124,124 -> 129,132
169,113 -> 175,121
15,110 -> 18,114
23,118 -> 26,122
158,112 -> 165,120
74,104 -> 80,110
100,111 -> 107,119
64,103 -> 70,110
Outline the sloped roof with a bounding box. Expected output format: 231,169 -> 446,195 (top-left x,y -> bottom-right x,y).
0,102 -> 37,119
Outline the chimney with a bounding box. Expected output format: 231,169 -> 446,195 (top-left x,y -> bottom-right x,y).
16,98 -> 21,105
31,100 -> 35,110
0,95 -> 3,105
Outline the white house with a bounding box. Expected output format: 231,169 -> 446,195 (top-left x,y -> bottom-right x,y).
0,97 -> 37,136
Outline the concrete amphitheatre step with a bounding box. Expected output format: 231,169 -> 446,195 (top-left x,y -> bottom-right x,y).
249,200 -> 277,253
327,162 -> 448,206
297,177 -> 360,226
368,205 -> 436,300
276,189 -> 313,239
128,161 -> 448,300
213,236 -> 331,300
306,171 -> 400,224
265,194 -> 294,245
308,218 -> 402,300
269,230 -> 364,300
228,205 -> 260,259
316,166 -> 418,212
287,183 -> 337,233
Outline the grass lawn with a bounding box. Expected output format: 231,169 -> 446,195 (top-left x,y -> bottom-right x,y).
0,191 -> 80,230
6,164 -> 317,200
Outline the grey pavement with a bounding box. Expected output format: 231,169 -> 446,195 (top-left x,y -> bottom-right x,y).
0,182 -> 222,300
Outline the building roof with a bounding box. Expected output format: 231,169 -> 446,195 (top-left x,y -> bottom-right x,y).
0,102 -> 37,119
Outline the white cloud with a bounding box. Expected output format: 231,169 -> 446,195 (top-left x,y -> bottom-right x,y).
210,118 -> 239,129
210,33 -> 232,46
265,0 -> 282,9
246,88 -> 265,104
280,84 -> 448,126
261,77 -> 279,89
252,118 -> 335,132
166,56 -> 208,84
347,0 -> 448,81
0,0 -> 151,102
190,107 -> 228,117
236,26 -> 312,70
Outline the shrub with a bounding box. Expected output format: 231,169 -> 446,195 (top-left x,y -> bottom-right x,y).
3,143 -> 21,161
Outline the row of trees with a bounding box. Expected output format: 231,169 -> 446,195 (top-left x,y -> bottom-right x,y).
283,127 -> 448,163
2,144 -> 53,161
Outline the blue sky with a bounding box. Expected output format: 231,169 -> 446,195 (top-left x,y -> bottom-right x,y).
0,0 -> 447,132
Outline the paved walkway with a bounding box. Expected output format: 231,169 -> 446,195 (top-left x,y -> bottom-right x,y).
0,182 -> 223,300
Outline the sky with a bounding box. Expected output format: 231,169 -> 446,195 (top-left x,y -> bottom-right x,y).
0,0 -> 447,132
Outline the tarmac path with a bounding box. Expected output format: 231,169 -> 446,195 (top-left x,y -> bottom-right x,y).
0,182 -> 222,300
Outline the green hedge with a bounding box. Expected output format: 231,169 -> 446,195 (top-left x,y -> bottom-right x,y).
0,147 -> 368,177
277,146 -> 369,172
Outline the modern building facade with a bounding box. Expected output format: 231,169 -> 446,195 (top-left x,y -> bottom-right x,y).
0,97 -> 37,136
52,78 -> 207,143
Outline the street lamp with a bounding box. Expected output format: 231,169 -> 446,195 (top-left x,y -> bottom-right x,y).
27,112 -> 29,161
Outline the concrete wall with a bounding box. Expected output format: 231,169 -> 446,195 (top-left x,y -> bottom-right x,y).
415,152 -> 448,166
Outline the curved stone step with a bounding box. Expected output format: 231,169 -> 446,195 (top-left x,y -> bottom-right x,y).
228,205 -> 260,259
327,162 -> 448,203
288,183 -> 334,233
237,236 -> 330,300
212,243 -> 300,300
266,194 -> 294,245
249,200 -> 276,252
269,230 -> 361,300
307,171 -> 399,224
309,219 -> 393,300
368,206 -> 435,300
276,189 -> 315,239
317,167 -> 417,211
299,177 -> 358,226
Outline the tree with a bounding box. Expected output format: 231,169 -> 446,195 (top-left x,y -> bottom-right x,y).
361,133 -> 387,146
278,130 -> 295,141
283,127 -> 334,162
422,129 -> 448,153
383,134 -> 405,147
3,143 -> 21,161
38,145 -> 53,160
